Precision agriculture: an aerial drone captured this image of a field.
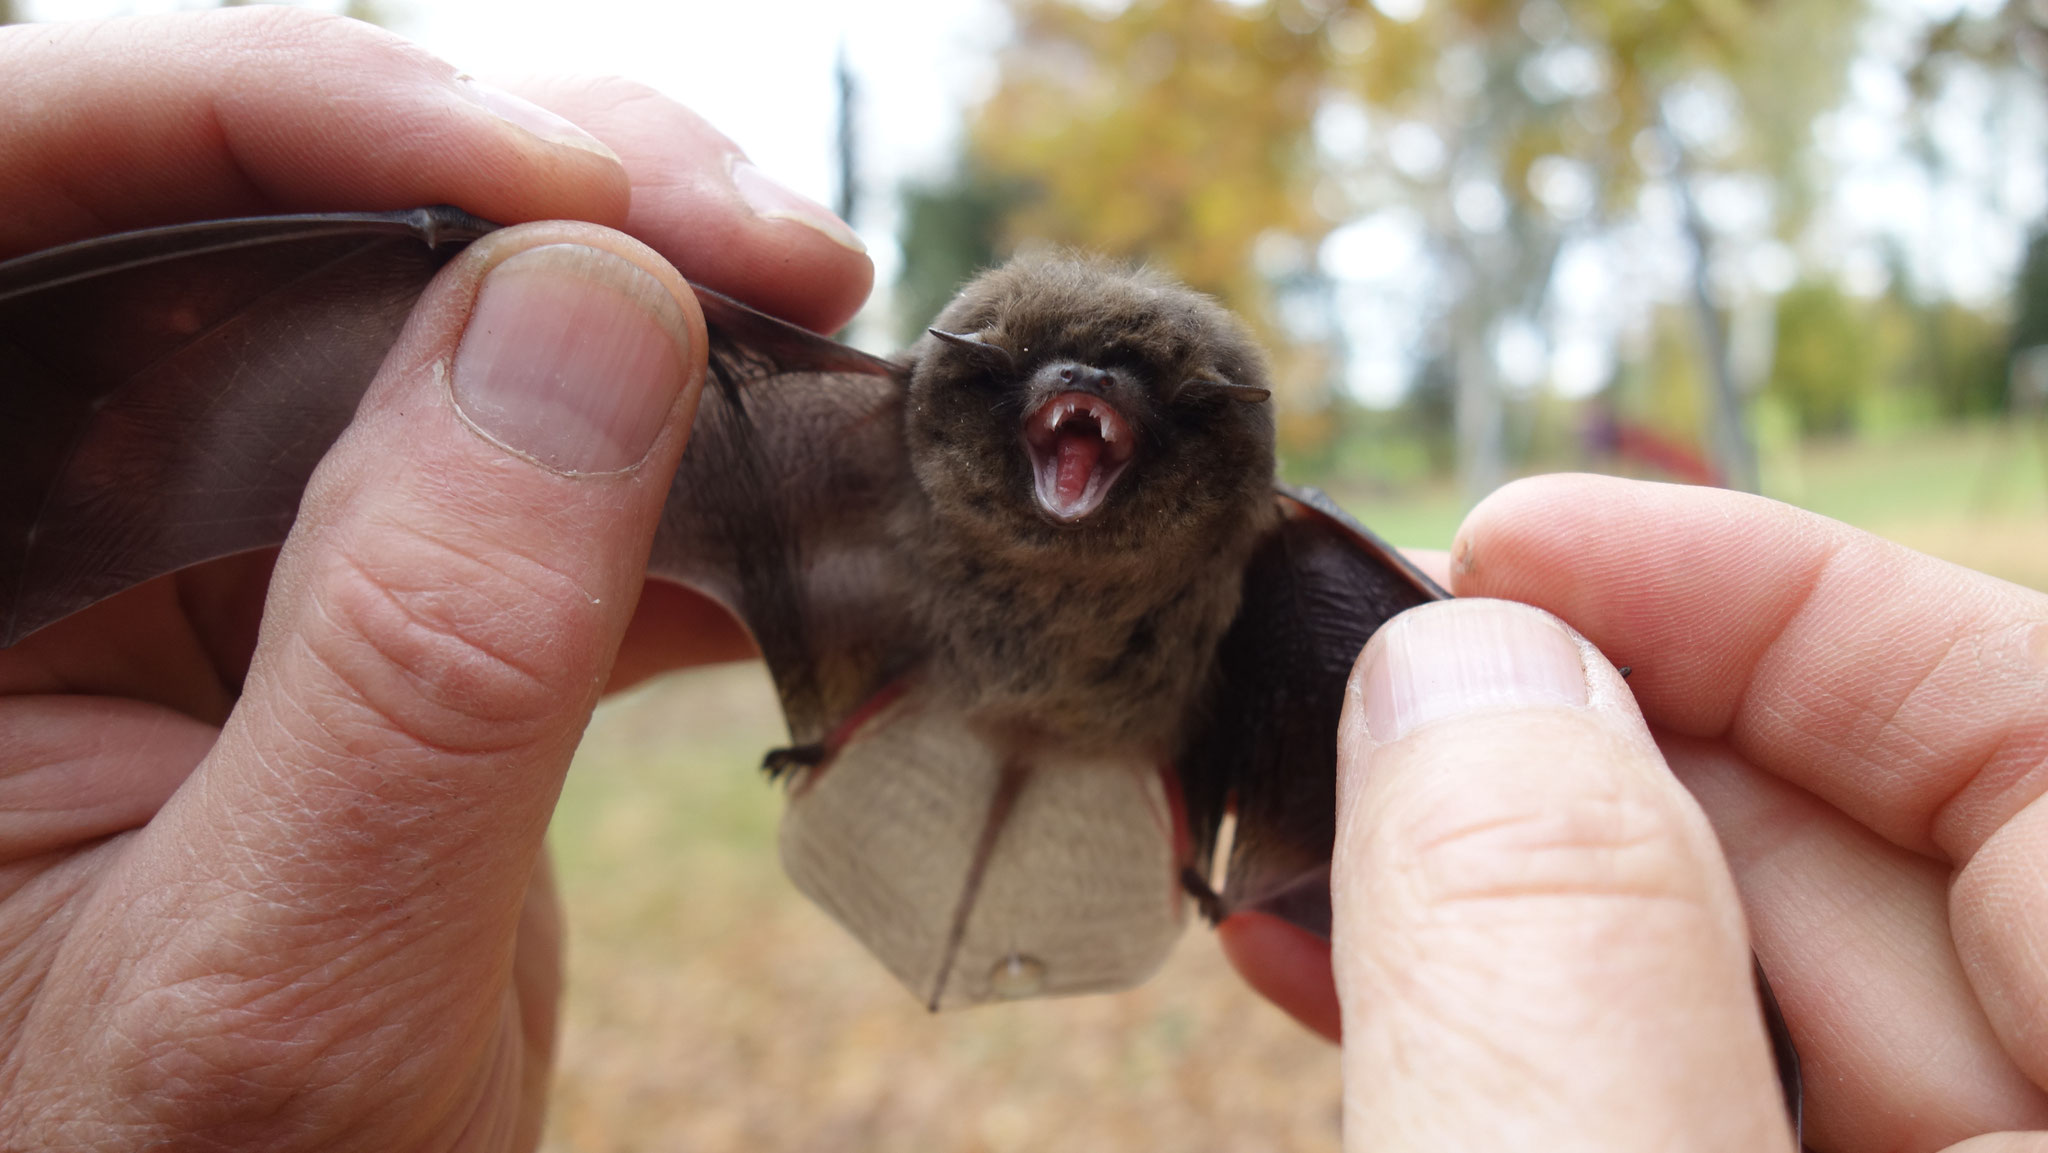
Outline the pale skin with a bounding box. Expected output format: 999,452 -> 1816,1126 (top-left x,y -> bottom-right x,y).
3,8 -> 2046,1151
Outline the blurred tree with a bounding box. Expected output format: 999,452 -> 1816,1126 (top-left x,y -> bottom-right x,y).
834,42 -> 860,229
965,0 -> 1332,448
894,165 -> 1026,346
1766,281 -> 1875,435
342,1 -> 391,25
974,0 -> 1324,306
1908,0 -> 2047,89
1912,299 -> 2009,420
1894,0 -> 2044,422
953,0 -> 1869,497
2009,230 -> 2048,368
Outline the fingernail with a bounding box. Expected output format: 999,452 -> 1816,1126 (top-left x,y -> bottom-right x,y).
452,244 -> 690,474
459,77 -> 620,161
730,158 -> 867,253
1359,599 -> 1588,744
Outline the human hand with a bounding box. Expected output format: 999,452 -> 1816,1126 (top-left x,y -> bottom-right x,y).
1227,474 -> 2048,1151
0,9 -> 866,1148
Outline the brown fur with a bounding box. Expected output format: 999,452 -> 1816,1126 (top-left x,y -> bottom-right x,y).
900,255 -> 1279,750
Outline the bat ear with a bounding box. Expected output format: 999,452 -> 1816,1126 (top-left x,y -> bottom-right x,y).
1184,378 -> 1273,404
926,328 -> 1017,373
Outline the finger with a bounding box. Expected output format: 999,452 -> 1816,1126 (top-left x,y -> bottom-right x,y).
1334,598 -> 1792,1151
1668,735 -> 2048,1149
18,222 -> 702,1144
509,75 -> 874,334
1943,1136 -> 2048,1152
0,696 -> 214,863
1453,475 -> 2048,1093
503,75 -> 871,688
1451,474 -> 2048,866
0,8 -> 628,256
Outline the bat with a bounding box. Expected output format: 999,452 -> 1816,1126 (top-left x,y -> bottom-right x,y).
0,207 -> 1799,1128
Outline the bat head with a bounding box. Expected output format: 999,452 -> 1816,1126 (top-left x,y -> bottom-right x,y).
905,255 -> 1276,554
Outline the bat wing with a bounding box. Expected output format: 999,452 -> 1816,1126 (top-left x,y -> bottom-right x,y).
645,288 -> 918,744
0,208 -> 494,645
1179,485 -> 1447,936
0,208 -> 919,745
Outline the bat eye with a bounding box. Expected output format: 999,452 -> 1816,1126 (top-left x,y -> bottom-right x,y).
1183,377 -> 1272,405
927,328 -> 1017,374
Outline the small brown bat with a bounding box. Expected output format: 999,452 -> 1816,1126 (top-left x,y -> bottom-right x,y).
0,205 -> 1440,1004
0,209 -> 1797,1131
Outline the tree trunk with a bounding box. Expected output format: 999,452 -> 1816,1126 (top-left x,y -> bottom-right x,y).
1667,129 -> 1760,493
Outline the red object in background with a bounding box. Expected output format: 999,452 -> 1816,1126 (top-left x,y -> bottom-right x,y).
1584,413 -> 1723,487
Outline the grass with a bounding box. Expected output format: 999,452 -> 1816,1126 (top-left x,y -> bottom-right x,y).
1326,418 -> 2048,593
540,420 -> 2048,1151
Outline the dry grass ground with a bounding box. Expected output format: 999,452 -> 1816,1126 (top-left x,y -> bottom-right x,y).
544,667 -> 1343,1152
541,422 -> 2048,1151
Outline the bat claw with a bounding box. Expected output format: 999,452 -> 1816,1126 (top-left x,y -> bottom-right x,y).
761,742 -> 828,781
1180,866 -> 1226,924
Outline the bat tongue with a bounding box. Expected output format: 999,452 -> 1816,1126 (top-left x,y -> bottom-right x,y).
1053,433 -> 1106,509
1025,389 -> 1136,522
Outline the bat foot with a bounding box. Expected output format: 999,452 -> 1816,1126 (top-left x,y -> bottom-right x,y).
762,742 -> 828,781
1179,866 -> 1226,924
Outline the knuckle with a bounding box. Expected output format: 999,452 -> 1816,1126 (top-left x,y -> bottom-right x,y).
1388,754 -> 1707,913
295,520 -> 603,756
100,949 -> 416,1142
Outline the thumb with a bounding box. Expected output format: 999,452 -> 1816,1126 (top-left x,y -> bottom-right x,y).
1332,598 -> 1792,1151
42,222 -> 704,1140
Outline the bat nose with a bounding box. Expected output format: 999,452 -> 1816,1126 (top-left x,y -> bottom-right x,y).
1056,364 -> 1114,393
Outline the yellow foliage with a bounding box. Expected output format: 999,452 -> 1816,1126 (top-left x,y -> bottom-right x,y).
966,0 -> 1867,457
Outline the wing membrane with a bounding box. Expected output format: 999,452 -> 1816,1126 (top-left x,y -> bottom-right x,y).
648,289 -> 916,743
0,210 -> 919,743
0,208 -> 493,644
1181,486 -> 1446,936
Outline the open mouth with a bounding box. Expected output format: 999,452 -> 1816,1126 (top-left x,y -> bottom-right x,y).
1023,391 -> 1136,522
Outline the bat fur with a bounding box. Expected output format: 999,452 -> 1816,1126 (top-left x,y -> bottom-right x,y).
904,255 -> 1281,753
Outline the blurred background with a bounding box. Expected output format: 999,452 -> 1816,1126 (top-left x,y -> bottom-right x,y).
11,0 -> 2046,1147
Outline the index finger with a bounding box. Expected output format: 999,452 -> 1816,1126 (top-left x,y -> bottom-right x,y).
0,7 -> 629,256
1454,473 -> 2048,866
